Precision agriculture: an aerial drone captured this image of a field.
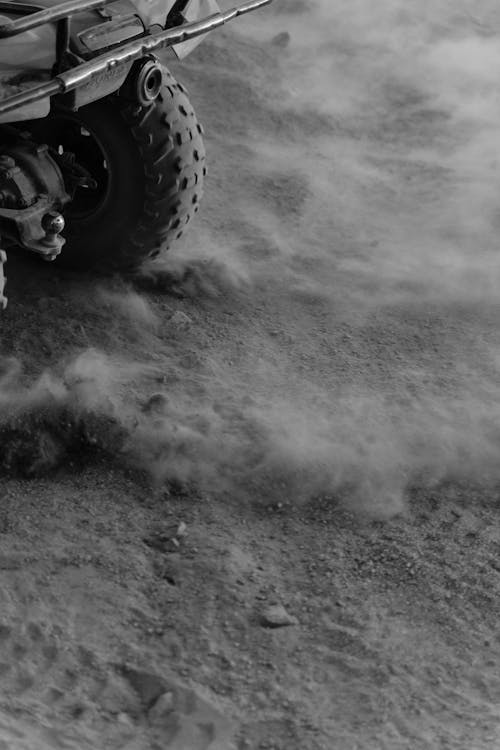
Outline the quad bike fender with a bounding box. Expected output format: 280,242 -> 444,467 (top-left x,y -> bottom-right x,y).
0,0 -> 217,119
0,0 -> 142,117
0,17 -> 56,121
0,0 -> 272,121
0,93 -> 49,124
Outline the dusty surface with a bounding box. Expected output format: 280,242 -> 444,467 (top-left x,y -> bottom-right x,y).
1,1 -> 500,748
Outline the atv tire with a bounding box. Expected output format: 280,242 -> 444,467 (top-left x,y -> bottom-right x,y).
27,67 -> 206,271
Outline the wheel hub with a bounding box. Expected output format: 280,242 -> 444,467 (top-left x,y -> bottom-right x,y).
0,135 -> 70,259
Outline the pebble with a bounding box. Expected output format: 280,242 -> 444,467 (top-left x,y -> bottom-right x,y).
148,691 -> 175,722
176,521 -> 187,538
143,393 -> 169,414
169,311 -> 193,328
260,604 -> 298,628
121,667 -> 166,706
117,712 -> 133,726
271,31 -> 291,48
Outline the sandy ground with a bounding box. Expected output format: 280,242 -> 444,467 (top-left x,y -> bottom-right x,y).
1,1 -> 500,748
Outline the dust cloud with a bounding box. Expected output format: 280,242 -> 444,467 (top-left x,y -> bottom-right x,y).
153,0 -> 500,511
3,0 -> 500,514
236,0 -> 500,305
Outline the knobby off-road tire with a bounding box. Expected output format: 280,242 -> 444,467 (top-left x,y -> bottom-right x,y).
28,67 -> 206,271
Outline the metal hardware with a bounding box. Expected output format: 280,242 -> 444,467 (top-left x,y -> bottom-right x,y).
0,138 -> 69,259
54,150 -> 97,196
38,209 -> 65,259
0,197 -> 66,259
42,209 -> 65,236
122,56 -> 163,105
0,0 -> 274,115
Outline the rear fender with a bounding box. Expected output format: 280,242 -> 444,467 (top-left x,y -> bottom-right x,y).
0,8 -> 136,115
0,0 -> 271,121
0,0 -> 163,118
0,16 -> 56,122
0,0 -> 215,118
0,82 -> 50,123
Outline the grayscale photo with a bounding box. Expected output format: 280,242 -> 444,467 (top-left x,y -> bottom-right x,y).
0,0 -> 498,748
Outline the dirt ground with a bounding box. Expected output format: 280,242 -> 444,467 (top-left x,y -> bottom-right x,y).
1,2 -> 500,748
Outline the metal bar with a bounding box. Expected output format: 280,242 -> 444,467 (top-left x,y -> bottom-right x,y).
0,0 -> 117,38
0,3 -> 43,17
0,0 -> 273,115
219,0 -> 273,23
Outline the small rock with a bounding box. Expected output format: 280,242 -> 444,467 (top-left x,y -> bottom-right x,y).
271,31 -> 291,48
169,310 -> 192,328
148,691 -> 175,723
143,521 -> 187,553
176,521 -> 187,538
260,604 -> 298,629
143,393 -> 169,415
121,667 -> 167,707
117,712 -> 133,726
